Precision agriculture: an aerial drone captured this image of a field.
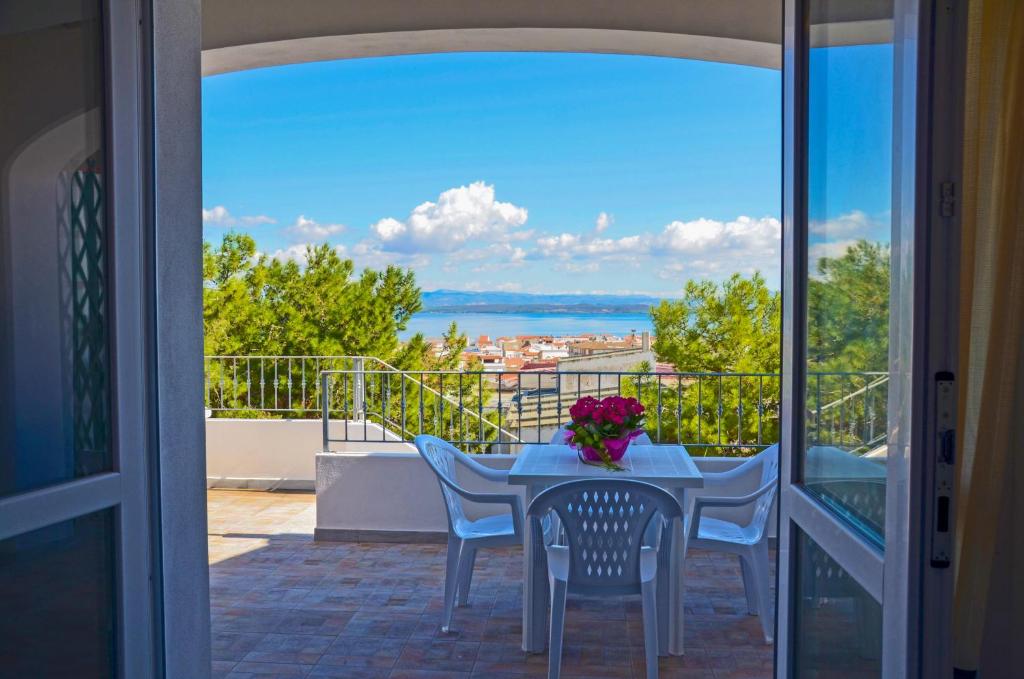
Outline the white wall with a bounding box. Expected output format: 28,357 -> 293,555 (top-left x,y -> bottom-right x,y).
315,451 -> 519,540
315,448 -> 778,541
206,419 -> 778,541
206,418 -> 411,490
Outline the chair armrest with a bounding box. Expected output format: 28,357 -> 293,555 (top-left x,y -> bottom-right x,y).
448,486 -> 523,538
452,452 -> 511,483
699,463 -> 755,489
688,481 -> 775,540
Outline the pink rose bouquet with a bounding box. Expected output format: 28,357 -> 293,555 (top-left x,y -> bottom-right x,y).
564,395 -> 646,471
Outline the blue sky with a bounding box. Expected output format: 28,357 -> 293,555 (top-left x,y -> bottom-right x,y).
202,50 -> 890,295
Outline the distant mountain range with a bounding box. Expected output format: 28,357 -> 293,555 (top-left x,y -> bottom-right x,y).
421,289 -> 666,314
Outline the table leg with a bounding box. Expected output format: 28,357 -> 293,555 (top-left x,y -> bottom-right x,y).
668,488 -> 687,655
522,483 -> 548,653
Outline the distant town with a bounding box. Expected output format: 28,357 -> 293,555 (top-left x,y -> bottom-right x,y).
430,330 -> 676,384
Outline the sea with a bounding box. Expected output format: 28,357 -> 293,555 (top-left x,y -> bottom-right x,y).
400,311 -> 654,341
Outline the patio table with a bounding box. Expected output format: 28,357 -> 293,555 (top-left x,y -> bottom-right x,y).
508,443 -> 703,655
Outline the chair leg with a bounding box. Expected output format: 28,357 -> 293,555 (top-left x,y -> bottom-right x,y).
739,554 -> 759,615
456,546 -> 477,606
640,579 -> 660,679
548,578 -> 568,679
441,537 -> 462,633
749,542 -> 773,644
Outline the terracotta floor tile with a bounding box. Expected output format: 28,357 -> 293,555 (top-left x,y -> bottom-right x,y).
208,490 -> 776,679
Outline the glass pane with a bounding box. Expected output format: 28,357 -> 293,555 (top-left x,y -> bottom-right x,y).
802,0 -> 894,545
0,510 -> 117,677
0,0 -> 112,497
793,528 -> 881,677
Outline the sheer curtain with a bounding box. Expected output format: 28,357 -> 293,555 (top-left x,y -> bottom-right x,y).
953,0 -> 1024,673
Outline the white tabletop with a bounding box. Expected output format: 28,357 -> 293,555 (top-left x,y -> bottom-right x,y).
508,444 -> 703,489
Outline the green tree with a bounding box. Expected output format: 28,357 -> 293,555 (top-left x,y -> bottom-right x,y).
808,240 -> 890,373
203,234 -> 424,360
651,272 -> 781,374
646,272 -> 781,455
806,240 -> 890,450
203,234 -> 499,447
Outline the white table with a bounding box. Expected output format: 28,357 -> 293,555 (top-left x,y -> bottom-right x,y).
508,444 -> 703,655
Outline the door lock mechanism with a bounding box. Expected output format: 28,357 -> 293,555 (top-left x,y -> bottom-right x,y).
931,372 -> 955,568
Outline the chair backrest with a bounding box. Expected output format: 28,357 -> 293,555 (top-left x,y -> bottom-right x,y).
751,444 -> 779,538
528,479 -> 681,594
414,435 -> 469,531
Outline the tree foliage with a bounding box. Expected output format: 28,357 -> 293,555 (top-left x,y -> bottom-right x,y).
807,240 -> 890,372
651,272 -> 781,374
645,241 -> 890,455
202,234 -> 504,447
203,233 -> 422,361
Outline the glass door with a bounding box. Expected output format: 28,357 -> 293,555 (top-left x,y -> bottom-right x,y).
778,0 -> 958,676
0,1 -> 155,677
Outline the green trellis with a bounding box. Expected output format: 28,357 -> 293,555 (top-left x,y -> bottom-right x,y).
70,158 -> 111,476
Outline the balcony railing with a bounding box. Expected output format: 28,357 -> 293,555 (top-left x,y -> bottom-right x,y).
204,355 -> 886,457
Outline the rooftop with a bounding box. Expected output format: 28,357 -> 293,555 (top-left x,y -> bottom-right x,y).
208,490 -> 774,679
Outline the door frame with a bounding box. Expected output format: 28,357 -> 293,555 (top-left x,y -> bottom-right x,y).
776,0 -> 964,676
0,1 -> 158,676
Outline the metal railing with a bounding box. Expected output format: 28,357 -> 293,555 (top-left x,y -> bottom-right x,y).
205,355 -> 887,457
319,367 -> 783,455
205,355 -> 360,416
808,372 -> 889,455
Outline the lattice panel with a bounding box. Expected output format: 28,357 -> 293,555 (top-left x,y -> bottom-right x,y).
555,485 -> 664,588
751,447 -> 780,534
420,438 -> 468,525
68,157 -> 111,475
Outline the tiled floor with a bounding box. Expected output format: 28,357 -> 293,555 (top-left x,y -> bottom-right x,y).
208,490 -> 774,679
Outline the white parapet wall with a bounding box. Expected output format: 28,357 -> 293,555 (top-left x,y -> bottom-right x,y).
315,451 -> 520,542
205,418 -> 779,542
315,448 -> 779,543
206,418 -> 412,490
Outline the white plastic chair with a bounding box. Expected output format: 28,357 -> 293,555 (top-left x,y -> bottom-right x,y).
527,479 -> 682,679
550,423 -> 653,445
414,435 -> 524,632
684,444 -> 778,643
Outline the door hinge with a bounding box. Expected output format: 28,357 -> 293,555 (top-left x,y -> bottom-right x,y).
931,372 -> 955,568
940,181 -> 956,218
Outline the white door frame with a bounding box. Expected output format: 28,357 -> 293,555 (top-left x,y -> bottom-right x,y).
776,0 -> 963,676
0,1 -> 158,676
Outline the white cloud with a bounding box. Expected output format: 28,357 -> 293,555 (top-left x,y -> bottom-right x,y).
447,281 -> 526,293
370,181 -> 529,252
807,211 -> 890,274
535,232 -> 647,259
808,239 -> 863,268
809,210 -> 879,238
594,212 -> 613,234
456,243 -> 528,272
203,205 -> 275,227
558,261 -> 601,274
350,239 -> 432,271
656,215 -> 780,255
285,214 -> 346,241
267,243 -> 347,266
492,282 -> 524,292
533,215 -> 782,283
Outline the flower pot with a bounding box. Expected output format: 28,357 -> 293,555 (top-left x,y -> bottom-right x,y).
578,432 -> 641,463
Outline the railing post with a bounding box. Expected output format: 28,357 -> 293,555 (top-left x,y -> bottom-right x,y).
321,371 -> 330,452
353,356 -> 365,420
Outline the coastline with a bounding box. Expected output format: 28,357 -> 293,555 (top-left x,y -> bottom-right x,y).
400,310 -> 654,340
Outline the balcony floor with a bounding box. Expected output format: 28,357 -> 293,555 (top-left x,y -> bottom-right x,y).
208,490 -> 774,679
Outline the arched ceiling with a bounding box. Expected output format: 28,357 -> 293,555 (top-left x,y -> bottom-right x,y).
201,0 -> 784,75
201,0 -> 894,76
